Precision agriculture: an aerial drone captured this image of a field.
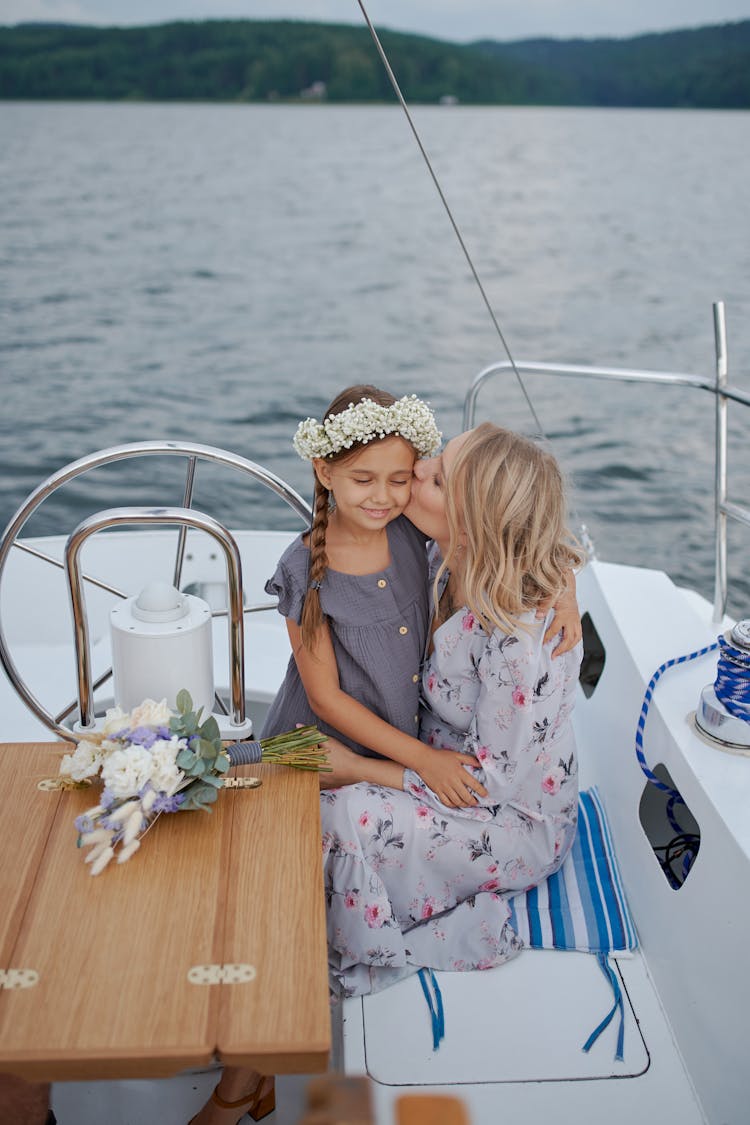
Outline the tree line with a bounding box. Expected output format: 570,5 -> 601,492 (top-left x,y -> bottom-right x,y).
0,18 -> 748,108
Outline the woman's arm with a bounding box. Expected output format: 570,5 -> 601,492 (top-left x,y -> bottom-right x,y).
287,617 -> 486,807
459,620 -> 579,807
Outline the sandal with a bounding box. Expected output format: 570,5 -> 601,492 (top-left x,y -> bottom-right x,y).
189,1076 -> 276,1124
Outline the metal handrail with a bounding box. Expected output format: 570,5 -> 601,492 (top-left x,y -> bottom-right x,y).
463,301 -> 749,624
66,507 -> 247,732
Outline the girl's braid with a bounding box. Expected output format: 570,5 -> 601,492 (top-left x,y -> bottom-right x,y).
300,475 -> 331,648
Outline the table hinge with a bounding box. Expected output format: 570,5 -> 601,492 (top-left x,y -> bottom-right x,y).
223,777 -> 262,789
0,968 -> 39,990
187,963 -> 257,985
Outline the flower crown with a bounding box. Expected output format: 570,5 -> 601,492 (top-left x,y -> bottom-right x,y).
293,395 -> 441,461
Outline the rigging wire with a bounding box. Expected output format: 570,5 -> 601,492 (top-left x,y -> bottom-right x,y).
356,0 -> 546,439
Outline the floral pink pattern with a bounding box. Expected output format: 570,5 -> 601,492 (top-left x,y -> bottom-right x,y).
322,606 -> 582,998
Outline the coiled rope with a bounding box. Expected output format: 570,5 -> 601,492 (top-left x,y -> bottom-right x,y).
715,633 -> 750,719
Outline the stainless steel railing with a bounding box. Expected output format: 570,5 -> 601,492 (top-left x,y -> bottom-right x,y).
462,302 -> 750,624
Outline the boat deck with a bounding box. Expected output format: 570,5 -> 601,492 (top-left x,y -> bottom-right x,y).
1,533 -> 747,1123
343,948 -> 705,1125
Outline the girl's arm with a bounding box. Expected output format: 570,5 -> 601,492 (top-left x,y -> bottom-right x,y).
320,736 -> 405,789
542,568 -> 582,656
287,617 -> 486,807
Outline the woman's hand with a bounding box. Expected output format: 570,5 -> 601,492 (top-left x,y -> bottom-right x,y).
539,569 -> 582,657
417,747 -> 488,808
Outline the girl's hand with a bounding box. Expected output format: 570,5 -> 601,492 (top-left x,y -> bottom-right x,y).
418,747 -> 488,808
539,570 -> 581,657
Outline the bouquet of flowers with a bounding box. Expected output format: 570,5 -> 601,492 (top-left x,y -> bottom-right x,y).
56,690 -> 328,875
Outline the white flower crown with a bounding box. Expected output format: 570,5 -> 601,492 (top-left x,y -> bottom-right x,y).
293,395 -> 442,461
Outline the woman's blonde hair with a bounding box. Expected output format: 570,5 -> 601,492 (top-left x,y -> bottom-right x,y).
438,423 -> 584,636
300,384 -> 399,649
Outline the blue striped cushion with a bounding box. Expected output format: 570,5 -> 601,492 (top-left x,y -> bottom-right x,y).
507,787 -> 637,953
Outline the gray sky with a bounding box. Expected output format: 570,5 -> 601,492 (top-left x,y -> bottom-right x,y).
1,0 -> 749,41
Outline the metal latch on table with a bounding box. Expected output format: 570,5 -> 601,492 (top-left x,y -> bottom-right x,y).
0,968 -> 39,990
187,963 -> 257,985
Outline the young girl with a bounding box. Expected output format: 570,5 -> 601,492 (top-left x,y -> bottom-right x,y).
261,384 -> 486,806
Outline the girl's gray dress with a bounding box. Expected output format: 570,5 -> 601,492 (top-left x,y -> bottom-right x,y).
321,607 -> 582,998
261,515 -> 429,758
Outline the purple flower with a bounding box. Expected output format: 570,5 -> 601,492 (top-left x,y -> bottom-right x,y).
127,726 -> 158,748
152,793 -> 186,814
74,814 -> 96,833
156,725 -> 172,740
100,788 -> 115,809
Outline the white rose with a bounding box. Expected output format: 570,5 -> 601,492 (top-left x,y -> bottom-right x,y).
101,705 -> 129,735
129,698 -> 172,728
149,736 -> 184,795
100,746 -> 154,799
59,739 -> 103,781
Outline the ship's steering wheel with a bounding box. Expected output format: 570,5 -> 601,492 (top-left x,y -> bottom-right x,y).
0,441 -> 311,742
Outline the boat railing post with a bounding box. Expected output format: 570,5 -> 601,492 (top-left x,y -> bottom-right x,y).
172,455 -> 197,590
65,507 -> 247,732
712,301 -> 728,624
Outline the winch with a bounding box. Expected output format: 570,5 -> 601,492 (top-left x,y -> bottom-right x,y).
695,619 -> 750,751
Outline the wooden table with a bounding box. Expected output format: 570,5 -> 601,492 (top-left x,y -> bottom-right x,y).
0,744 -> 330,1082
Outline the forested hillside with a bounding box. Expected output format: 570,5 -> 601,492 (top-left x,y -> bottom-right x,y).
1,18 -> 748,108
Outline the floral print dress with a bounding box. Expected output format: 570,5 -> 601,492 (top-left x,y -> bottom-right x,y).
322,606 -> 582,998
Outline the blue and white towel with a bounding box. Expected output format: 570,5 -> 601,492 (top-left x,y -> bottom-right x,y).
508,786 -> 637,954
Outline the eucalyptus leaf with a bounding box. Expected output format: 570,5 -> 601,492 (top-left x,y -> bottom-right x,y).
176,689 -> 193,714
201,715 -> 221,743
183,783 -> 218,811
198,737 -> 218,760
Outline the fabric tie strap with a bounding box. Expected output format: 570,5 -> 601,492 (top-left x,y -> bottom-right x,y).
226,741 -> 264,765
582,952 -> 625,1061
417,968 -> 445,1050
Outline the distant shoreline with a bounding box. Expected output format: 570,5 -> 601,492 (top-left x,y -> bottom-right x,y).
1,18 -> 749,109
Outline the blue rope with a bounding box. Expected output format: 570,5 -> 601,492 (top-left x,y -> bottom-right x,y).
635,638 -> 721,885
715,634 -> 750,720
635,639 -> 719,838
417,968 -> 445,1050
582,953 -> 625,1061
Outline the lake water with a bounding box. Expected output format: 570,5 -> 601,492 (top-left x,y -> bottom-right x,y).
1,101 -> 749,615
